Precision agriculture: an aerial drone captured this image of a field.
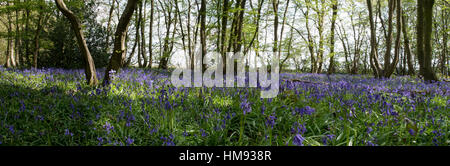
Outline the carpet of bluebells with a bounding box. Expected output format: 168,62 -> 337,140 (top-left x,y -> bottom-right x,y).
0,66 -> 448,146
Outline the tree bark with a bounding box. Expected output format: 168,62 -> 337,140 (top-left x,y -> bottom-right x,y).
24,0 -> 31,66
15,2 -> 22,67
385,0 -> 402,77
367,0 -> 382,77
149,0 -> 154,69
401,11 -> 415,75
221,0 -> 229,73
103,0 -> 139,85
158,0 -> 174,70
33,2 -> 44,69
418,0 -> 438,81
200,0 -> 207,72
5,2 -> 15,68
278,0 -> 290,72
327,0 -> 338,74
244,0 -> 263,55
316,0 -> 325,73
140,0 -> 148,68
105,0 -> 116,53
272,0 -> 279,54
55,0 -> 98,85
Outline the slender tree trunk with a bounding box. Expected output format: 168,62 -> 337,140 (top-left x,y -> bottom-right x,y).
158,1 -> 174,70
385,0 -> 402,77
33,3 -> 44,69
5,2 -> 15,68
105,0 -> 116,53
402,11 -> 415,75
125,34 -> 138,67
24,1 -> 30,66
316,0 -> 325,73
221,0 -> 229,73
15,3 -> 21,67
103,0 -> 139,85
278,0 -> 290,72
188,0 -> 194,70
148,0 -> 154,69
367,0 -> 382,77
280,7 -> 297,72
302,3 -> 317,73
141,0 -> 148,68
244,0 -> 263,55
272,0 -> 279,54
383,0 -> 395,77
234,0 -> 246,53
137,4 -> 143,67
200,0 -> 207,72
441,9 -> 447,76
327,0 -> 338,74
55,0 -> 98,85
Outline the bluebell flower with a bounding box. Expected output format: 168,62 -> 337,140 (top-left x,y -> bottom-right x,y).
366,141 -> 376,146
294,106 -> 315,116
293,134 -> 305,146
64,129 -> 73,136
408,129 -> 416,136
240,99 -> 252,115
103,121 -> 114,134
367,127 -> 373,134
97,137 -> 104,146
7,125 -> 14,134
126,137 -> 134,146
322,134 -> 335,146
200,129 -> 208,137
265,113 -> 277,129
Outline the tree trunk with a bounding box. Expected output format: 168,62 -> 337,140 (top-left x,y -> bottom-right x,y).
33,3 -> 44,69
105,0 -> 116,53
441,9 -> 447,76
15,3 -> 21,67
187,0 -> 194,70
137,4 -> 143,67
24,1 -> 31,66
316,0 -> 325,73
5,2 -> 16,68
244,0 -> 263,55
327,0 -> 338,74
158,1 -> 174,70
124,34 -> 138,67
418,0 -> 438,81
103,0 -> 139,85
221,0 -> 229,73
385,0 -> 402,77
55,0 -> 98,85
367,0 -> 382,77
272,0 -> 279,54
148,0 -> 154,69
234,0 -> 246,53
140,0 -> 148,68
402,11 -> 415,75
200,0 -> 207,72
278,0 -> 290,72
301,4 -> 316,73
383,0 -> 395,77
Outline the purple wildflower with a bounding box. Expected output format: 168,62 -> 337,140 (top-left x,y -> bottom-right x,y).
64,129 -> 73,136
293,134 -> 305,146
126,137 -> 134,146
240,99 -> 252,115
103,121 -> 114,134
294,106 -> 315,116
265,113 -> 277,129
